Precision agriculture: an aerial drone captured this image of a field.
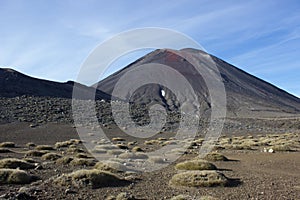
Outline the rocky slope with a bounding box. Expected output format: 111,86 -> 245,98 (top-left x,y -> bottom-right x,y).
0,68 -> 110,100
96,48 -> 300,118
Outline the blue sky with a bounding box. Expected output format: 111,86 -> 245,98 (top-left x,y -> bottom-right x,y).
0,0 -> 299,96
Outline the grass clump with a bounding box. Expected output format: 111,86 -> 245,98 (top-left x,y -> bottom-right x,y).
131,146 -> 143,152
204,153 -> 228,161
118,152 -> 148,160
41,152 -> 62,161
169,170 -> 228,187
0,169 -> 32,184
0,148 -> 12,153
175,160 -> 217,170
55,139 -> 82,148
35,145 -> 55,151
94,161 -> 128,173
0,158 -> 35,169
26,142 -> 36,148
0,142 -> 15,148
54,169 -> 126,189
148,156 -> 166,164
271,145 -> 291,152
24,150 -> 49,157
112,137 -> 126,142
56,156 -> 74,165
170,195 -> 192,200
67,147 -> 85,154
70,158 -> 96,167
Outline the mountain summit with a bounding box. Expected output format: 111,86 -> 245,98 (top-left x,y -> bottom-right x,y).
96,48 -> 300,118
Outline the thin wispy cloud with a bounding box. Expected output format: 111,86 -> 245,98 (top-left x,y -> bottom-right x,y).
0,0 -> 299,96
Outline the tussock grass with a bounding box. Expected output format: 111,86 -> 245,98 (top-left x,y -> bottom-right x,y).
0,158 -> 35,169
55,139 -> 82,148
26,142 -> 36,148
118,152 -> 148,160
112,137 -> 126,142
131,146 -> 143,152
204,153 -> 228,161
170,195 -> 192,200
69,158 -> 96,166
116,144 -> 129,150
56,156 -> 74,165
35,145 -> 55,151
94,161 -> 128,173
0,142 -> 15,148
271,145 -> 292,152
149,156 -> 166,164
200,196 -> 219,200
175,160 -> 217,170
169,170 -> 228,187
54,169 -> 125,188
0,169 -> 32,184
24,150 -> 49,157
66,147 -> 85,153
107,149 -> 124,156
41,152 -> 62,161
75,153 -> 92,159
0,148 -> 12,153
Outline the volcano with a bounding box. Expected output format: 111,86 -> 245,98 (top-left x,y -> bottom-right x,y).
95,48 -> 300,118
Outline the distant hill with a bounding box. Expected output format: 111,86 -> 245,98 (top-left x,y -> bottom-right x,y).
95,48 -> 300,118
0,68 -> 110,100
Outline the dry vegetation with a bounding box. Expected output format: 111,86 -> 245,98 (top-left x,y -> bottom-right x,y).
0,158 -> 35,169
54,169 -> 126,189
175,160 -> 217,171
169,170 -> 229,187
0,169 -> 32,184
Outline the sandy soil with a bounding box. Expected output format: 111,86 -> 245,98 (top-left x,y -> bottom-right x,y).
0,122 -> 299,200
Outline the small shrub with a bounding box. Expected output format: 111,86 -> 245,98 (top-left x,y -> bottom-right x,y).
175,160 -> 217,170
0,169 -> 32,184
53,169 -> 126,188
35,145 -> 55,151
0,142 -> 15,148
204,153 -> 228,161
41,153 -> 62,161
94,161 -> 128,173
169,170 -> 228,187
0,158 -> 35,169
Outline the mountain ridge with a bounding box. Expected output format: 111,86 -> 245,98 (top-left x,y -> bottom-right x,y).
0,68 -> 110,100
